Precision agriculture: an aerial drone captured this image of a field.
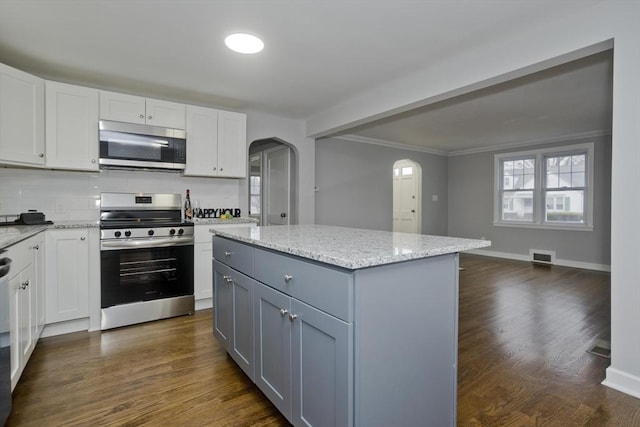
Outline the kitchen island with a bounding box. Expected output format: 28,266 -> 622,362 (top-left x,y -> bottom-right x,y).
210,225 -> 490,427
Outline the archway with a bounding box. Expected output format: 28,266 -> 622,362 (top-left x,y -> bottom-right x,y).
248,138 -> 298,226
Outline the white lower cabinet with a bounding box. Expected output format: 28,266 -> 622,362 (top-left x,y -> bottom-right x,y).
6,234 -> 44,390
45,228 -> 90,324
194,223 -> 255,310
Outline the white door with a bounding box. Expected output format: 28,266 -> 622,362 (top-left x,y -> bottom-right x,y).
393,159 -> 421,233
265,146 -> 291,226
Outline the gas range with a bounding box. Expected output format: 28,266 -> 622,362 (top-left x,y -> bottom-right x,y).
99,192 -> 195,330
99,192 -> 193,249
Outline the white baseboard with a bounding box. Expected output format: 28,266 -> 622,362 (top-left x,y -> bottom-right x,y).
603,367 -> 640,399
41,318 -> 89,338
465,249 -> 611,272
195,297 -> 212,311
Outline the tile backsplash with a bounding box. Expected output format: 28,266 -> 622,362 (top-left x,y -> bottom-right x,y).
0,167 -> 241,221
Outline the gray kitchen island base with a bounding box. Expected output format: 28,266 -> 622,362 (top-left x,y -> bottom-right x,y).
353,255 -> 458,427
211,227 -> 478,427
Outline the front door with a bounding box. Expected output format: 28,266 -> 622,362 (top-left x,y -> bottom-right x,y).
393,159 -> 421,233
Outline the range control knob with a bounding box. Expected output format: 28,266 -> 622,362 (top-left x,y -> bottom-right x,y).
114,231 -> 121,238
124,230 -> 132,237
148,230 -> 154,236
178,228 -> 184,235
169,229 -> 176,235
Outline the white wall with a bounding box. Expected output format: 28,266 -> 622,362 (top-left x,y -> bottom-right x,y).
242,110 -> 315,224
306,1 -> 640,399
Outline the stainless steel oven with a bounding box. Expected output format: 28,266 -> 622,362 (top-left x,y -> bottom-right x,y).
100,193 -> 194,330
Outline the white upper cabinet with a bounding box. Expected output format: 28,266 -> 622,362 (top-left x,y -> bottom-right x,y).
184,105 -> 247,178
99,90 -> 186,129
217,110 -> 247,178
45,81 -> 99,171
0,63 -> 45,167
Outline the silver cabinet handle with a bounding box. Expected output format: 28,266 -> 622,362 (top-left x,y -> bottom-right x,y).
80,237 -> 86,241
91,159 -> 96,163
139,114 -> 144,119
280,308 -> 288,317
220,168 -> 223,171
20,280 -> 29,290
148,115 -> 152,120
224,251 -> 232,257
213,167 -> 217,171
289,313 -> 298,322
284,274 -> 293,283
39,153 -> 44,157
223,275 -> 233,284
32,245 -> 39,250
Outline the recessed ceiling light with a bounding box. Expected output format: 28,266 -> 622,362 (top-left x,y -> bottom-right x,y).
225,33 -> 264,54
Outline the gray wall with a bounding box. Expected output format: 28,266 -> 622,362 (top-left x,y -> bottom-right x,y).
448,135 -> 612,266
315,138 -> 449,235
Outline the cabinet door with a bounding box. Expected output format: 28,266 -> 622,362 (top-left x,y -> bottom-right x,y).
194,242 -> 213,301
145,98 -> 185,129
229,270 -> 255,380
213,261 -> 233,350
9,263 -> 34,391
28,235 -> 45,340
45,229 -> 90,323
45,81 -> 99,171
184,105 -> 218,177
217,110 -> 247,178
0,63 -> 45,166
99,90 -> 145,124
290,299 -> 353,427
254,282 -> 292,421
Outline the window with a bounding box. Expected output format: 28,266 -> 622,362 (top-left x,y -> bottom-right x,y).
494,143 -> 594,230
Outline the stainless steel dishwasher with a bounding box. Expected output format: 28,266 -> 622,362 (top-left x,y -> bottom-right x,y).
0,249 -> 11,425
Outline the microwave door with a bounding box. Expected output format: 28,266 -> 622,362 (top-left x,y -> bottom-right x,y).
99,130 -> 185,170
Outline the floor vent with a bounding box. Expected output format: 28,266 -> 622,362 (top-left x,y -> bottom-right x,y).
587,339 -> 611,359
530,249 -> 555,265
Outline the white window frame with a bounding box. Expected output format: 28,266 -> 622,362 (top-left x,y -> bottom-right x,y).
494,142 -> 594,231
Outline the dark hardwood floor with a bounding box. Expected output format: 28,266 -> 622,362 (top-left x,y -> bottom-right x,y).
7,254 -> 640,426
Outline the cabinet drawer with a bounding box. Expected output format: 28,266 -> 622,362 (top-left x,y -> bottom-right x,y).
254,248 -> 353,322
213,236 -> 253,276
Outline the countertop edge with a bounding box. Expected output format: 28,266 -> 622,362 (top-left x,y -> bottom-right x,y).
213,227 -> 491,270
0,221 -> 100,250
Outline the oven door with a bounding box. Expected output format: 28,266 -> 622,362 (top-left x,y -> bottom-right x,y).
101,243 -> 194,308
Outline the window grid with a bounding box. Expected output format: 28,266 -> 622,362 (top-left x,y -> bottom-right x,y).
494,143 -> 593,230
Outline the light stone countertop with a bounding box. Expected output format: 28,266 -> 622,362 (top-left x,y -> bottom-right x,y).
0,220 -> 99,250
212,224 -> 491,270
192,217 -> 258,226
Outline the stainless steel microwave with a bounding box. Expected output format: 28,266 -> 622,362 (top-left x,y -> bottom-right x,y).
99,120 -> 186,170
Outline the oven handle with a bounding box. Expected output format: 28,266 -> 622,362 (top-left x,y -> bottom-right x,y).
100,236 -> 194,251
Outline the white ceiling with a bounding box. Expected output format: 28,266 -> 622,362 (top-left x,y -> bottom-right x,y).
0,0 -> 611,153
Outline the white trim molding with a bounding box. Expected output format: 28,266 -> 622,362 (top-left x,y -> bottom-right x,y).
603,367 -> 640,400
465,248 -> 611,272
328,134 -> 449,156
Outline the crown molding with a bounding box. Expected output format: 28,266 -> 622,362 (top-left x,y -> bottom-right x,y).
326,130 -> 611,158
328,134 -> 449,156
448,129 -> 611,156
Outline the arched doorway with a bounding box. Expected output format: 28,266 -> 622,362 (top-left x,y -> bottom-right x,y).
249,138 -> 297,226
392,159 -> 422,233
